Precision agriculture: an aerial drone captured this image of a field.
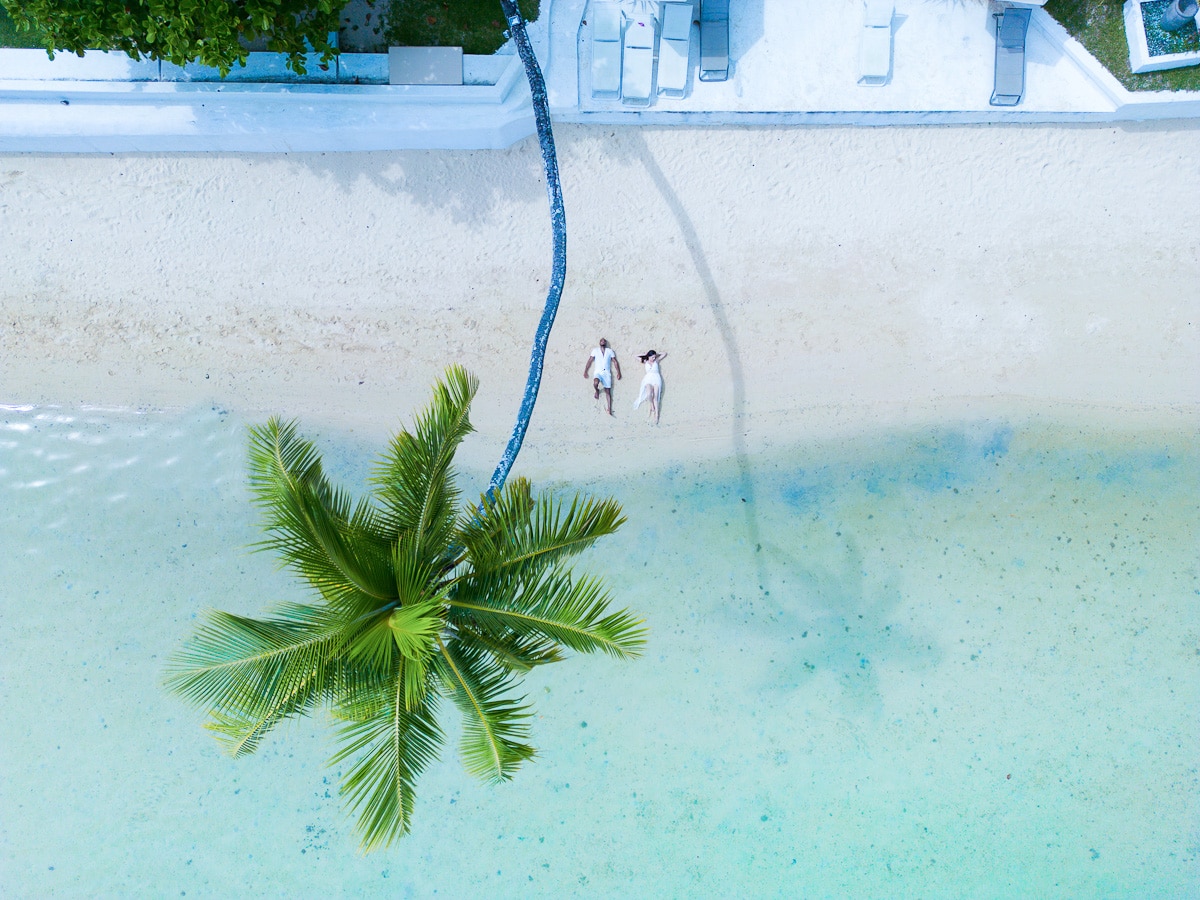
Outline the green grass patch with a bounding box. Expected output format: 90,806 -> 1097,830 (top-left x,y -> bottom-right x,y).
0,4 -> 48,49
1045,0 -> 1200,91
383,0 -> 539,55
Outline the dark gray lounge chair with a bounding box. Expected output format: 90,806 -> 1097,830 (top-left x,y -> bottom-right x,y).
989,6 -> 1031,107
699,0 -> 730,82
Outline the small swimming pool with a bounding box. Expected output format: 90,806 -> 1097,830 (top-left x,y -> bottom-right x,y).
1,404 -> 1196,896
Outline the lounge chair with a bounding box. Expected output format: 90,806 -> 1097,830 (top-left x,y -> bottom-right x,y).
699,0 -> 729,82
658,2 -> 694,97
590,1 -> 624,98
989,5 -> 1032,107
621,14 -> 657,105
858,0 -> 893,85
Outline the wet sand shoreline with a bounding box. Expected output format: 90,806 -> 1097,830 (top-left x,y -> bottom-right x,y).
2,123 -> 1197,477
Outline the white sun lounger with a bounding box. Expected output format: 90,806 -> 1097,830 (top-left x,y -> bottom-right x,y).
590,2 -> 624,97
657,2 -> 694,97
858,0 -> 893,85
621,14 -> 657,106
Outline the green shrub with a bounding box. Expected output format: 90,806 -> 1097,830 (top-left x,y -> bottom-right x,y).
384,0 -> 539,55
0,0 -> 340,74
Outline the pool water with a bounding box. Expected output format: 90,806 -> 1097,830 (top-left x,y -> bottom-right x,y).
1,405 -> 1197,896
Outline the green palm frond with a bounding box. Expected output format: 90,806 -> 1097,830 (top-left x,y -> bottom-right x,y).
459,480 -> 625,580
386,602 -> 441,659
164,604 -> 339,756
389,604 -> 441,710
345,615 -> 397,673
435,636 -> 534,782
327,652 -> 403,723
288,483 -> 396,603
388,529 -> 450,710
371,365 -> 478,558
391,528 -> 447,611
331,678 -> 444,852
247,419 -> 395,612
449,568 -> 646,659
456,476 -> 536,556
455,625 -> 564,672
247,417 -> 325,502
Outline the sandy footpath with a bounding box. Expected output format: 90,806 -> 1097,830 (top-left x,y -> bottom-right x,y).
2,124 -> 1198,479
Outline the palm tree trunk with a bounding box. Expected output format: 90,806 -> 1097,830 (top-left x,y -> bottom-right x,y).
487,0 -> 567,501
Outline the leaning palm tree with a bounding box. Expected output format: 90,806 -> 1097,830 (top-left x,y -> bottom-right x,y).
165,366 -> 645,851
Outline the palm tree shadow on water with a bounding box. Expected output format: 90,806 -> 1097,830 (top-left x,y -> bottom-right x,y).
627,133 -> 940,704
744,534 -> 940,713
713,427 -> 1021,704
625,132 -> 770,600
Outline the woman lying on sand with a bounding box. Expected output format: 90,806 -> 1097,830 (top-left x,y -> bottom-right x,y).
633,350 -> 666,425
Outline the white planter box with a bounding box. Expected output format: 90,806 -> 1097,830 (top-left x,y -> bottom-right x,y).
1124,0 -> 1200,73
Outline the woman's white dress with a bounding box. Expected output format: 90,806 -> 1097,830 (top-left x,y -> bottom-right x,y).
633,360 -> 662,409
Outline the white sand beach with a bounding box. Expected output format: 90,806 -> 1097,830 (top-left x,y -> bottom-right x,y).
3,124 -> 1198,477
2,125 -> 1200,897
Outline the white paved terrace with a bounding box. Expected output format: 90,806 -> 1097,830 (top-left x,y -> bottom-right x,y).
549,0 -> 1128,121
0,0 -> 1197,152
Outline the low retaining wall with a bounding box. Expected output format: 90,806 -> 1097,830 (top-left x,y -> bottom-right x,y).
0,29 -> 541,151
0,47 -> 512,86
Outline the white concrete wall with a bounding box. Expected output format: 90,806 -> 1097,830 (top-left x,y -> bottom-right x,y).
0,34 -> 539,151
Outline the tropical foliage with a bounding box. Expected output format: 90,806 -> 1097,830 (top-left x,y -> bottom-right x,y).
165,366 -> 645,850
384,0 -> 539,56
1,0 -> 339,75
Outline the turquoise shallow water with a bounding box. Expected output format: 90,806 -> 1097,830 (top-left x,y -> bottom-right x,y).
1,405 -> 1197,897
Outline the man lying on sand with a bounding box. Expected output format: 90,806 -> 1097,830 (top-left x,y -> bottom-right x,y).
584,337 -> 622,416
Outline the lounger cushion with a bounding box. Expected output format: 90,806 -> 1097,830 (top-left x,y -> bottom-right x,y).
661,2 -> 693,41
864,0 -> 893,29
591,2 -> 623,96
622,16 -> 656,103
860,27 -> 891,81
658,2 -> 693,94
